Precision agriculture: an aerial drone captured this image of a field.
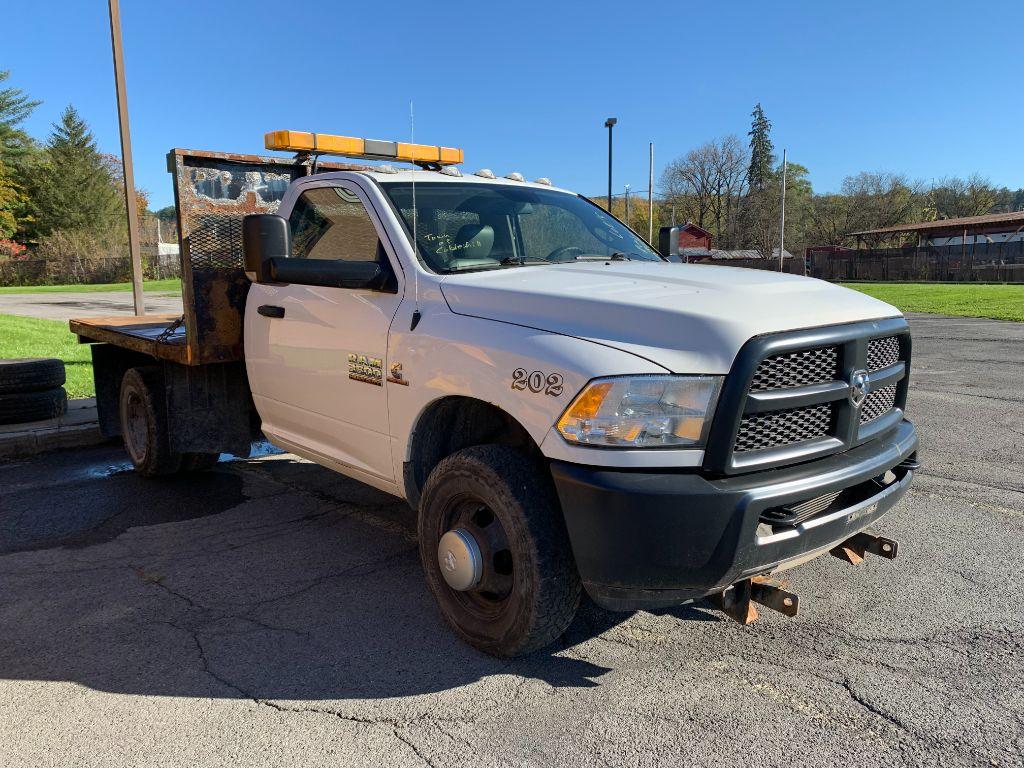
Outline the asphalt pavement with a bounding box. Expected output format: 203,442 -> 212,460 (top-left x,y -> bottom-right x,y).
0,290 -> 183,321
0,313 -> 1021,767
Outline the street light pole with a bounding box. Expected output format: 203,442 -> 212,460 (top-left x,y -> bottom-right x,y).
108,0 -> 144,316
604,117 -> 617,212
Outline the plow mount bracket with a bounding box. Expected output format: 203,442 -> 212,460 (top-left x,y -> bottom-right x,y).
714,576 -> 799,626
830,532 -> 899,566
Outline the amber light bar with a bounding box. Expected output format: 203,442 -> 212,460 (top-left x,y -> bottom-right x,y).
265,130 -> 463,166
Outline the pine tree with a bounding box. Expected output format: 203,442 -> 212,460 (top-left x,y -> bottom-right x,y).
30,106 -> 122,236
747,103 -> 775,193
0,70 -> 41,164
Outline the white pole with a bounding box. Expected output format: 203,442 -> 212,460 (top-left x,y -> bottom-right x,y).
624,184 -> 630,228
648,142 -> 654,244
778,148 -> 787,272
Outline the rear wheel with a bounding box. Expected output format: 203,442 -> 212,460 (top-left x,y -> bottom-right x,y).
418,445 -> 581,657
119,366 -> 181,477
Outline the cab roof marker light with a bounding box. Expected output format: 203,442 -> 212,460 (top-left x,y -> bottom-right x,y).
474,168 -> 496,179
264,130 -> 464,166
439,165 -> 463,177
376,164 -> 399,174
534,177 -> 553,186
504,172 -> 525,182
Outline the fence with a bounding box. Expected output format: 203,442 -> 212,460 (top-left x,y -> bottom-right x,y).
0,252 -> 181,287
810,240 -> 1024,283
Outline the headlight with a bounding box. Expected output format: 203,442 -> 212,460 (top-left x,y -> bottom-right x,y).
556,375 -> 722,448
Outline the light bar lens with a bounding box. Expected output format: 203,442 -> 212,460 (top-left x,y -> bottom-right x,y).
264,130 -> 463,166
556,376 -> 722,448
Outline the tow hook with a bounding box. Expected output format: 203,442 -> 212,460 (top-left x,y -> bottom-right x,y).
830,531 -> 899,565
713,576 -> 799,626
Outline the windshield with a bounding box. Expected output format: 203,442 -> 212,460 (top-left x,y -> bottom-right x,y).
380,181 -> 663,274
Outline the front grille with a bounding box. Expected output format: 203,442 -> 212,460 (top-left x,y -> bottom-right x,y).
860,384 -> 897,423
735,404 -> 834,453
709,319 -> 912,474
867,336 -> 900,371
750,346 -> 838,391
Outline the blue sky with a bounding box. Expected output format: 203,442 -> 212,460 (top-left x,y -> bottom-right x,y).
6,0 -> 1024,209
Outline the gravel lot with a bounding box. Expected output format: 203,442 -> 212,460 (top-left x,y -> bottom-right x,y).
0,313 -> 1021,767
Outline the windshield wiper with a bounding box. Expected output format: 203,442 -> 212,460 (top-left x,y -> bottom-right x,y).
500,256 -> 550,266
572,251 -> 632,262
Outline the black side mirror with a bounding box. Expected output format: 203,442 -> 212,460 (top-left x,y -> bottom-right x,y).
658,225 -> 681,261
243,214 -> 291,282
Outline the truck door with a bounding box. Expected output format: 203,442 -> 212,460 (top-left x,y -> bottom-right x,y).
244,181 -> 403,485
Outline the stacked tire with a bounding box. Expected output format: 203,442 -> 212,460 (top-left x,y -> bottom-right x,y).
0,358 -> 68,425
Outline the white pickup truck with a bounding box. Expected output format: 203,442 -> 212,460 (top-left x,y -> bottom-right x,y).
72,133 -> 918,656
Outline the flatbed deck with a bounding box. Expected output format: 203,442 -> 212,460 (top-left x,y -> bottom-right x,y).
70,315 -> 189,364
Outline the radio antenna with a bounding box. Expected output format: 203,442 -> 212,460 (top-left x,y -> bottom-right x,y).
410,100 -> 422,331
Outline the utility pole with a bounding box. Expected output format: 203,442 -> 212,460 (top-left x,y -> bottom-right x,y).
778,148 -> 787,273
624,184 -> 630,228
648,142 -> 654,244
604,117 -> 617,212
108,0 -> 144,315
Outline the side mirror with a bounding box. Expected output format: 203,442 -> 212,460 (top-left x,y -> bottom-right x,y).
243,214 -> 291,282
658,225 -> 681,261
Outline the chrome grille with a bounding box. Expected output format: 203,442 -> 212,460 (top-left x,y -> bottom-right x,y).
866,336 -> 900,371
735,404 -> 834,453
860,384 -> 897,423
750,346 -> 838,391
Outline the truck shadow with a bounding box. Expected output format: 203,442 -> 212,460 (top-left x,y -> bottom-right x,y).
0,449 -> 735,701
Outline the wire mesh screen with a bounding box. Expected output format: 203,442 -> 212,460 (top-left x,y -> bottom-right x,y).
187,214 -> 245,270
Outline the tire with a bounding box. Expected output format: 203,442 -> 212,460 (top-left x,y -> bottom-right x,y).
119,366 -> 181,477
180,452 -> 219,472
0,358 -> 65,395
0,387 -> 67,425
418,445 -> 581,657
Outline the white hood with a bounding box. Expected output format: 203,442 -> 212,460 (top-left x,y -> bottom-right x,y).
439,262 -> 901,374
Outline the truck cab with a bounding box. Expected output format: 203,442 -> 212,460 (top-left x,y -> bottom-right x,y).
73,132 -> 918,656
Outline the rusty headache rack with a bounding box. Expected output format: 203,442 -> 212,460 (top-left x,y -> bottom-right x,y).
70,148 -> 366,364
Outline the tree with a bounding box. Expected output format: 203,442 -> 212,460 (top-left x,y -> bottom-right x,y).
928,175 -> 997,219
28,106 -> 123,236
0,70 -> 40,165
0,160 -> 27,239
747,103 -> 774,192
658,135 -> 749,246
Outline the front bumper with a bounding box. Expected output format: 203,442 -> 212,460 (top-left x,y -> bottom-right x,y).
550,419 -> 918,611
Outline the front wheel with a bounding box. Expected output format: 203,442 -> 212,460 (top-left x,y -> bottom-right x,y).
418,445 -> 581,657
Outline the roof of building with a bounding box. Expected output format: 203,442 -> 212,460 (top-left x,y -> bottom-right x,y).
679,221 -> 712,236
848,210 -> 1024,238
682,247 -> 795,260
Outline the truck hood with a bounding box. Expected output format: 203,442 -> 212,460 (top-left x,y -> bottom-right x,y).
439,262 -> 901,374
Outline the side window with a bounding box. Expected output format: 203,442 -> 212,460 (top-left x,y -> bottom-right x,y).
288,186 -> 384,263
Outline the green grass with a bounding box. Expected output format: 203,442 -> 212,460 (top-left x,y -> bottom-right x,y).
840,282 -> 1024,322
0,314 -> 94,398
0,278 -> 181,295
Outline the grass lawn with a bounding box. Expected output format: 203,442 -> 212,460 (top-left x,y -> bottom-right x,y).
0,314 -> 94,398
0,278 -> 181,295
841,282 -> 1024,322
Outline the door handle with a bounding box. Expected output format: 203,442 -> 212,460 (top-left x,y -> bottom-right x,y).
257,304 -> 285,319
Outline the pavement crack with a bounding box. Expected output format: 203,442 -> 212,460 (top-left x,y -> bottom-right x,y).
391,728 -> 439,768
840,677 -> 911,735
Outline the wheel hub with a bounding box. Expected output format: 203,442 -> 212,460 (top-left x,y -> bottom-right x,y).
437,528 -> 483,591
